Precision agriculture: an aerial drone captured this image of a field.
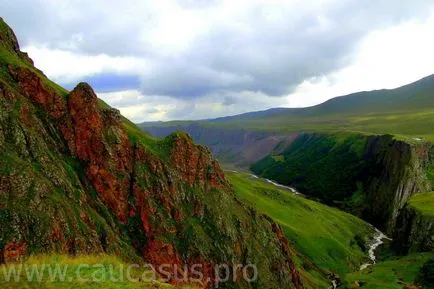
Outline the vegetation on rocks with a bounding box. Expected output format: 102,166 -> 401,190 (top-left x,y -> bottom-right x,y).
392,192 -> 434,254
408,192 -> 434,218
0,17 -> 305,288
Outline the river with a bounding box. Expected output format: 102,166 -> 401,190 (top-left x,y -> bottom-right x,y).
360,228 -> 391,271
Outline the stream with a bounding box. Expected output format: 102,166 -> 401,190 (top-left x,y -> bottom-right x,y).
249,173 -> 303,196
226,170 -> 391,288
359,228 -> 391,271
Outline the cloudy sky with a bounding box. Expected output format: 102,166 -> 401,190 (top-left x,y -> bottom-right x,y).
1,0 -> 434,122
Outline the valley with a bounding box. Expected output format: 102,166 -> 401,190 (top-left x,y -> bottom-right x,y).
142,75 -> 434,288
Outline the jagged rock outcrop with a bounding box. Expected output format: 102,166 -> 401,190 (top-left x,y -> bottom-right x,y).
0,17 -> 303,288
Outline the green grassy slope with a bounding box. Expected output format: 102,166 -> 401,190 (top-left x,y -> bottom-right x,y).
0,255 -> 197,289
341,253 -> 434,289
227,171 -> 375,288
408,192 -> 434,218
231,108 -> 434,142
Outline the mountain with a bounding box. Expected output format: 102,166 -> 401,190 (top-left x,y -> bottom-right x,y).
0,17 -> 307,288
211,107 -> 293,122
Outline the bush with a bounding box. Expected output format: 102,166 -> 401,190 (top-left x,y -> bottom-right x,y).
418,259 -> 434,288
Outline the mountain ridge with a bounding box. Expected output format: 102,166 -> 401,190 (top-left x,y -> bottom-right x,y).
0,17 -> 304,288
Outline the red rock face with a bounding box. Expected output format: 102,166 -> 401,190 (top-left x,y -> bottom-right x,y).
66,83 -> 133,223
6,72 -> 132,223
24,80 -> 226,282
170,135 -> 228,188
68,83 -> 105,162
271,223 -> 302,289
8,66 -> 67,118
3,241 -> 27,263
130,144 -> 226,287
8,66 -> 300,288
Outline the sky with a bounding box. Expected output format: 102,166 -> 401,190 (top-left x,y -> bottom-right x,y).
1,0 -> 434,122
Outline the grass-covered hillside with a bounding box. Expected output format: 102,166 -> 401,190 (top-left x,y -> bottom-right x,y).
228,171 -> 434,289
227,171 -> 375,288
408,192 -> 434,219
0,255 -> 198,289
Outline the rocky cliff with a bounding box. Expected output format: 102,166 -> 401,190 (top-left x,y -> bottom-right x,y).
251,133 -> 434,234
0,18 -> 303,288
362,136 -> 432,233
392,193 -> 434,254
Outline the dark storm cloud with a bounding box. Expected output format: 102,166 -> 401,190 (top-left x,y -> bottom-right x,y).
1,0 -> 433,101
222,96 -> 236,106
136,0 -> 434,98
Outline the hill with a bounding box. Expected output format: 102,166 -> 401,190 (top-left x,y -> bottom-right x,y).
227,171 -> 375,288
0,17 -> 305,288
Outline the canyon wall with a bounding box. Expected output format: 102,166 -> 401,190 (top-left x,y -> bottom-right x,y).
142,124 -> 297,167
252,133 -> 434,234
392,204 -> 434,254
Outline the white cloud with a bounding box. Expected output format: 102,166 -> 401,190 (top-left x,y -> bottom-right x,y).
97,89 -> 286,122
23,46 -> 149,84
97,90 -> 183,121
285,11 -> 434,108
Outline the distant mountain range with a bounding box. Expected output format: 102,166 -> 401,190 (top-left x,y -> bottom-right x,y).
140,74 -> 434,140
